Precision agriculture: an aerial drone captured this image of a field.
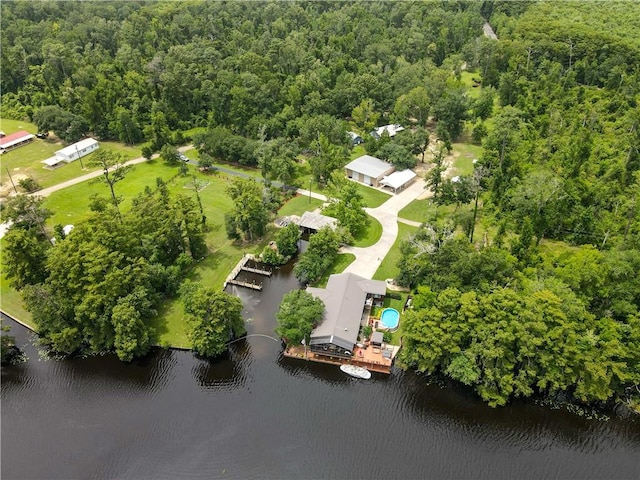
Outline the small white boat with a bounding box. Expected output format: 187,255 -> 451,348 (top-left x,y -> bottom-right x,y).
340,364 -> 371,379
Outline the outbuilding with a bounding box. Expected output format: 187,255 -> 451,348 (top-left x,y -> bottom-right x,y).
369,124 -> 405,140
380,169 -> 417,193
0,131 -> 35,153
344,155 -> 396,188
296,211 -> 338,235
347,131 -> 364,146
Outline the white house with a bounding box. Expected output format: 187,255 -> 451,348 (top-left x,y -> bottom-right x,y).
344,155 -> 395,187
369,124 -> 405,140
54,138 -> 99,163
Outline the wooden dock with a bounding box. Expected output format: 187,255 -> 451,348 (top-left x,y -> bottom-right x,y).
241,265 -> 272,276
224,255 -> 268,291
226,278 -> 263,290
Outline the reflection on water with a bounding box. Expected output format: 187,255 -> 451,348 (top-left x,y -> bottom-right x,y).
2,254 -> 640,479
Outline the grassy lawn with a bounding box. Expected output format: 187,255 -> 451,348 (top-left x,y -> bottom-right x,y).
0,274 -> 34,328
277,193 -> 324,217
44,160 -> 184,226
349,144 -> 367,160
460,70 -> 482,99
355,183 -> 392,208
312,253 -> 356,288
373,222 -> 420,281
451,142 -> 481,176
398,198 -> 430,224
0,118 -> 38,134
352,214 -> 382,247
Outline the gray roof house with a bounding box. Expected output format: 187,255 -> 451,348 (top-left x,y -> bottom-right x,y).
296,211 -> 338,234
307,273 -> 387,357
347,131 -> 364,146
344,155 -> 396,188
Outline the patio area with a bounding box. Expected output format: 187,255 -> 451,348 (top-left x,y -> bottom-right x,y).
284,342 -> 400,374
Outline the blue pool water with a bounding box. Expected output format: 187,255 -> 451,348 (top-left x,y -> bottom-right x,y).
380,308 -> 400,329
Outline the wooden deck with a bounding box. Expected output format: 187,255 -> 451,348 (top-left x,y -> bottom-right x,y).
283,343 -> 399,374
241,265 -> 272,276
224,254 -> 269,290
226,278 -> 263,290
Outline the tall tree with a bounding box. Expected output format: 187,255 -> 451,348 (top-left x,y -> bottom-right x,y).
89,149 -> 132,222
275,289 -> 325,346
225,177 -> 269,241
309,133 -> 348,186
181,283 -> 245,357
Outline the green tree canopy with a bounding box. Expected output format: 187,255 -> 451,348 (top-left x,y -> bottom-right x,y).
275,289 -> 324,346
181,283 -> 245,357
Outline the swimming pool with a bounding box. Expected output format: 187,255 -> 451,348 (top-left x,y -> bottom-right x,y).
380,308 -> 400,330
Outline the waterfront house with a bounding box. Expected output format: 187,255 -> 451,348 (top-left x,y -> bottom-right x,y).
307,273 -> 386,358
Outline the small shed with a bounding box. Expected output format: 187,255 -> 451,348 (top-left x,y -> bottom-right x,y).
371,331 -> 384,347
347,131 -> 364,146
380,169 -> 417,193
344,155 -> 396,187
296,211 -> 338,235
55,138 -> 99,163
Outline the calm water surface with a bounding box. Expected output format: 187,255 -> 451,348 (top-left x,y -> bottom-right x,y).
2,261 -> 639,479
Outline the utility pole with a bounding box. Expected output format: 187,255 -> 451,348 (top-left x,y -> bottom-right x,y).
308,178 -> 312,204
6,167 -> 18,194
75,143 -> 85,169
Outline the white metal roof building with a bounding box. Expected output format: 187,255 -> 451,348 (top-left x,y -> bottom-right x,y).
344,155 -> 396,187
380,169 -> 417,193
55,138 -> 99,163
369,124 -> 405,139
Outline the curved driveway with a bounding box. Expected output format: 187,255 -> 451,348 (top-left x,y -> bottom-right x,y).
340,179 -> 427,279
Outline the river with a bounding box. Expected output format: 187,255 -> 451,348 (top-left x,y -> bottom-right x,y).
2,260 -> 639,479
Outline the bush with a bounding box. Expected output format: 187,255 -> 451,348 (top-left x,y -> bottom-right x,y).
18,177 -> 41,193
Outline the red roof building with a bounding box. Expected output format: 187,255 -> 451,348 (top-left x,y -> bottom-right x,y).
0,130 -> 35,153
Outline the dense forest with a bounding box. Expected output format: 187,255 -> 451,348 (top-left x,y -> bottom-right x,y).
1,1 -> 639,408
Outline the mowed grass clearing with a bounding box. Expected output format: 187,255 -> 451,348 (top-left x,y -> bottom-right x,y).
373,222 -> 420,282
0,118 -> 144,194
352,214 -> 383,247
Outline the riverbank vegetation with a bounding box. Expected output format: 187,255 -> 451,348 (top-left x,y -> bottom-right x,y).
395,1 -> 640,408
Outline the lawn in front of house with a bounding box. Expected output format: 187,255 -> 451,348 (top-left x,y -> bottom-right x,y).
352,214 -> 382,247
373,222 -> 420,282
277,193 -> 324,217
